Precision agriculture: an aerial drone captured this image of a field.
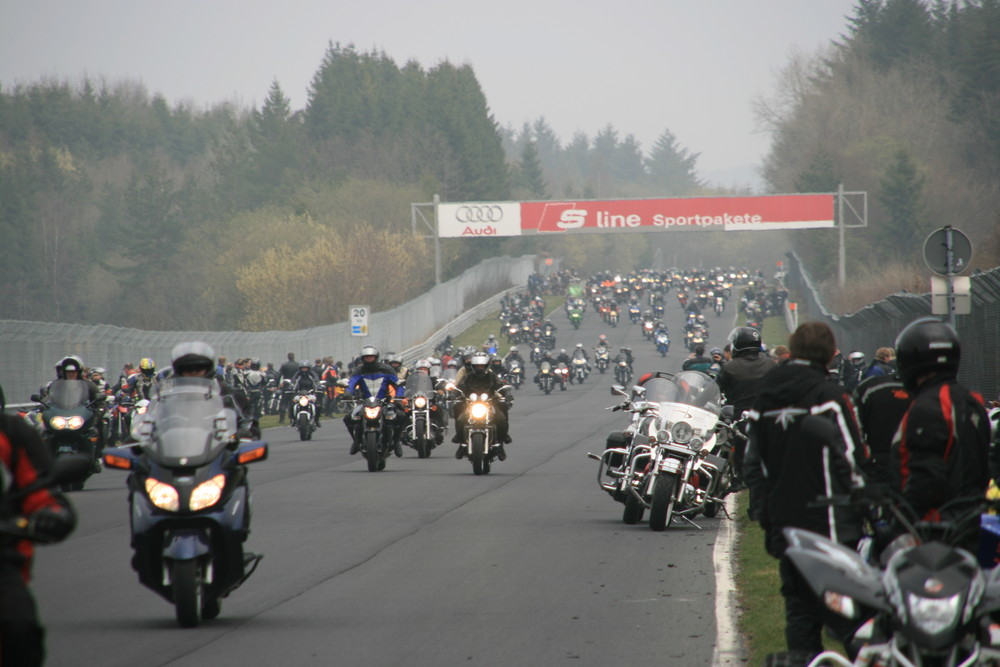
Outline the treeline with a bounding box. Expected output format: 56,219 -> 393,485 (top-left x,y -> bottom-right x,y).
0,43 -> 708,330
760,0 -> 1000,309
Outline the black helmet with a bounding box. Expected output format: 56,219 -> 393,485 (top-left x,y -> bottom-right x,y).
895,317 -> 960,391
728,327 -> 762,355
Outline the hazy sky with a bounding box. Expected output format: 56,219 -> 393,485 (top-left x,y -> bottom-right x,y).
1,0 -> 858,188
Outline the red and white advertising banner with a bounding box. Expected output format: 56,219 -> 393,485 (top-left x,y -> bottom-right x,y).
437,194 -> 835,238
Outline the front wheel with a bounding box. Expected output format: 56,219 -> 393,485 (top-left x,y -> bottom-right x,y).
470,432 -> 486,475
623,490 -> 644,524
649,474 -> 678,531
172,559 -> 203,628
364,431 -> 380,472
297,413 -> 310,441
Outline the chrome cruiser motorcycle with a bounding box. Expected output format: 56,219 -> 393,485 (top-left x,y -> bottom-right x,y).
103,377 -> 268,628
589,372 -> 731,530
402,372 -> 441,458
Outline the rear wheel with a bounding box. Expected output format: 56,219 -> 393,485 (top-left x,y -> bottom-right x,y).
172,559 -> 203,628
649,475 -> 678,531
364,431 -> 380,472
470,433 -> 486,475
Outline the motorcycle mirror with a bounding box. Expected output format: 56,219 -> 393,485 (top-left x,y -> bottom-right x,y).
721,405 -> 734,421
610,384 -> 627,396
30,393 -> 41,403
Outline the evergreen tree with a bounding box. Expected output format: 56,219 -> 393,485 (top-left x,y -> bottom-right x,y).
877,146 -> 926,257
646,129 -> 703,195
519,140 -> 548,198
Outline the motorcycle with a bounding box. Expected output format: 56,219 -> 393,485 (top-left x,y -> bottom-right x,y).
537,361 -> 555,395
106,393 -> 145,447
506,359 -> 524,390
402,372 -> 441,458
292,390 -> 318,441
554,363 -> 570,391
614,359 -> 632,386
642,320 -> 655,340
774,475 -> 1000,667
595,348 -> 610,374
714,296 -> 725,316
655,331 -> 670,357
346,394 -> 397,472
629,305 -> 641,324
568,309 -> 583,329
592,372 -> 731,529
32,380 -> 103,491
608,309 -> 619,328
571,357 -> 589,384
451,385 -> 511,475
102,377 -> 268,628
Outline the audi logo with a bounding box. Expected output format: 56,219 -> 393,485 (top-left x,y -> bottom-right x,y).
456,205 -> 504,223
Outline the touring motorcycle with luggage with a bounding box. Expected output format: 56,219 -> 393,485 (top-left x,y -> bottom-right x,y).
102,377 -> 268,627
589,372 -> 732,530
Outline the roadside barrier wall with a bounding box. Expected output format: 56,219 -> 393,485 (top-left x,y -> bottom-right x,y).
783,250 -> 1000,400
0,255 -> 536,403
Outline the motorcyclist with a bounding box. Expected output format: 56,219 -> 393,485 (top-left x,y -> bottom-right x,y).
616,347 -> 633,372
408,359 -> 446,441
555,348 -> 572,366
88,367 -> 111,395
489,355 -> 506,377
716,327 -> 777,490
452,353 -> 511,460
277,353 -> 299,423
0,383 -> 77,667
503,346 -> 524,367
385,353 -> 409,383
47,356 -> 107,462
242,360 -> 268,420
682,344 -> 713,372
343,346 -> 401,456
169,342 -> 258,439
595,334 -> 610,351
890,318 -> 990,527
481,335 -> 500,355
288,361 -> 321,427
126,358 -> 158,401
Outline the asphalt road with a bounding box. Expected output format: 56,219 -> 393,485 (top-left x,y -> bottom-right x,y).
33,291 -> 738,667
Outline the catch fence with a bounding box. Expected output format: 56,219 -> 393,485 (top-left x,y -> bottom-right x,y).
782,250 -> 1000,400
0,255 -> 537,404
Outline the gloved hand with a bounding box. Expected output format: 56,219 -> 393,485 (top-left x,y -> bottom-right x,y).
27,508 -> 75,544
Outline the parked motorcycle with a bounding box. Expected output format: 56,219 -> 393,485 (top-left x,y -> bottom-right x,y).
102,377 -> 268,627
451,385 -> 511,475
775,477 -> 1000,667
32,380 -> 103,491
591,372 -> 730,530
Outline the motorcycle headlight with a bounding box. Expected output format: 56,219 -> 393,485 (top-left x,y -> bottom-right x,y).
414,396 -> 427,409
298,395 -> 310,406
470,402 -> 489,420
189,474 -> 225,511
906,592 -> 961,636
671,422 -> 693,444
66,415 -> 85,430
145,478 -> 179,512
49,416 -> 68,430
364,406 -> 381,419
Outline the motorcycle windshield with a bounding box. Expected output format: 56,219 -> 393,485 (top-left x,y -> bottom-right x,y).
540,362 -> 552,372
643,372 -> 722,416
47,380 -> 90,409
141,378 -> 235,467
405,373 -> 434,397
